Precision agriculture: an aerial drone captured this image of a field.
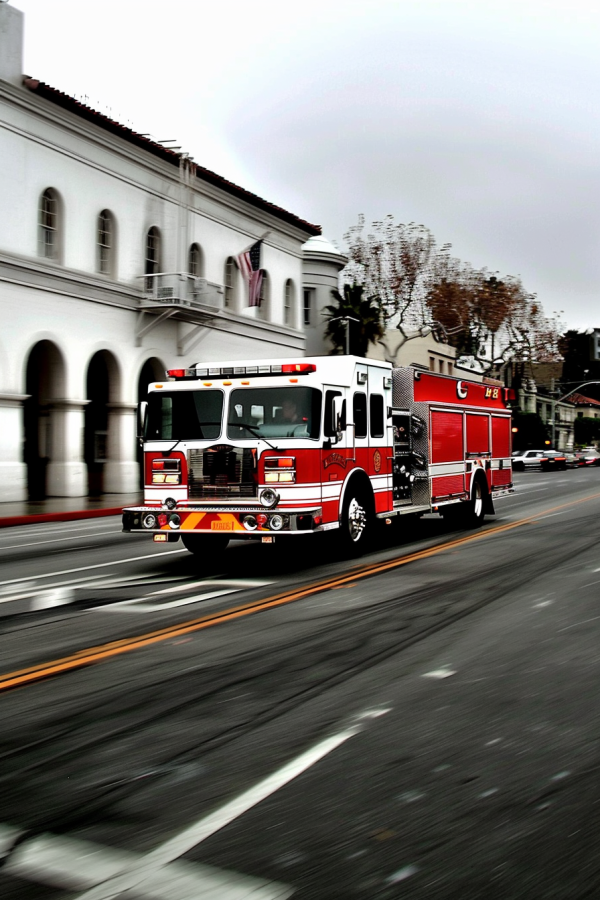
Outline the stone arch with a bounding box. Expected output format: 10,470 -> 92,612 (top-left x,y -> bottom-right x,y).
136,356 -> 165,487
85,349 -> 121,495
24,340 -> 67,499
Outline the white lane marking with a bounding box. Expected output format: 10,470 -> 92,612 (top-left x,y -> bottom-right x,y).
0,522 -> 121,540
101,579 -> 275,613
559,615 -> 600,632
4,831 -> 290,900
103,589 -> 246,614
422,666 -> 456,679
510,486 -> 549,494
0,574 -> 194,607
73,708 -> 391,900
535,512 -> 564,520
0,531 -> 122,552
148,578 -> 272,597
0,549 -> 188,588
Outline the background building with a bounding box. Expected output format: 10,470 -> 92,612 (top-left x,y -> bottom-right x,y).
0,3 -> 325,502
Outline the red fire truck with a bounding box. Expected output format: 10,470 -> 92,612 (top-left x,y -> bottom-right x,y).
122,355 -> 513,555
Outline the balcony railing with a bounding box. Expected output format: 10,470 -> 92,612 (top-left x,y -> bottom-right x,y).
140,273 -> 224,310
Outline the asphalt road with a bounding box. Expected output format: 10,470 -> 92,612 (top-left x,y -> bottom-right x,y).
2,468 -> 600,899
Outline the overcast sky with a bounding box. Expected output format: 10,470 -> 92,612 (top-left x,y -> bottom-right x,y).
13,0 -> 600,331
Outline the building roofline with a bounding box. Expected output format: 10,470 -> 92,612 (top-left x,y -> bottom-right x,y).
23,78 -> 322,237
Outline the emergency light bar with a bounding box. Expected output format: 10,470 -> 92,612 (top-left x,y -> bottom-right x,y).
166,363 -> 317,380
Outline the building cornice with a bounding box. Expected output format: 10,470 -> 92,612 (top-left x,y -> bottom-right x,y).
16,78 -> 320,238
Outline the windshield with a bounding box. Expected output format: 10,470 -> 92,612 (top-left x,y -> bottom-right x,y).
227,387 -> 322,440
145,390 -> 223,441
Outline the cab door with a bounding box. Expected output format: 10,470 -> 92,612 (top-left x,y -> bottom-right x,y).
321,385 -> 349,523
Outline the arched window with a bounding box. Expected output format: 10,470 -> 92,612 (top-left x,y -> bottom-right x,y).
284,279 -> 295,327
38,189 -> 61,260
224,256 -> 238,309
145,226 -> 161,291
188,243 -> 203,278
259,271 -> 270,320
97,210 -> 116,276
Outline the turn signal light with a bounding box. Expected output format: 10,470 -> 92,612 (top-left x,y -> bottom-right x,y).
264,456 -> 296,483
151,457 -> 181,485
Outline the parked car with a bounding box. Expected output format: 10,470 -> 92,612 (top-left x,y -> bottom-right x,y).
539,450 -> 568,471
511,449 -> 548,470
566,448 -> 600,468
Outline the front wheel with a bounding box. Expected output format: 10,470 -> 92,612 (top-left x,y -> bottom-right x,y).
181,533 -> 230,555
339,489 -> 372,556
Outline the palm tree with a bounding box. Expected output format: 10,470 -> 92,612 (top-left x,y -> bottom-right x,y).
322,284 -> 384,357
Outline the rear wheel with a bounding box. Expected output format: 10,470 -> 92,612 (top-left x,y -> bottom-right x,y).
181,533 -> 230,555
463,476 -> 486,528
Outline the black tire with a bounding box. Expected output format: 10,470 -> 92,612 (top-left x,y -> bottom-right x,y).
463,475 -> 486,528
181,533 -> 230,555
338,485 -> 373,556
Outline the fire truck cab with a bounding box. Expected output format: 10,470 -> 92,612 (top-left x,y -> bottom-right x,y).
122,355 -> 513,555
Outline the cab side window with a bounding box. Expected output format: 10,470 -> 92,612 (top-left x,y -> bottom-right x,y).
370,393 -> 385,438
353,393 -> 367,438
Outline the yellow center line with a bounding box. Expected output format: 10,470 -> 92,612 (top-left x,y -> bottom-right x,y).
2,490 -> 599,693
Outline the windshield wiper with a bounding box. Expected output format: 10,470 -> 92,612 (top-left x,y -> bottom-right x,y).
160,423 -> 223,456
228,422 -> 279,451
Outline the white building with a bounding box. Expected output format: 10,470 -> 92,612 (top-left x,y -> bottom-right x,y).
0,2 -> 324,502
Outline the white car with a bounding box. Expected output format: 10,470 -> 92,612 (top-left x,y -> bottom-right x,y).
511,449 -> 548,470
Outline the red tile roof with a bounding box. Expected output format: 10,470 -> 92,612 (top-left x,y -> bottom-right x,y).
571,392 -> 600,406
23,78 -> 321,237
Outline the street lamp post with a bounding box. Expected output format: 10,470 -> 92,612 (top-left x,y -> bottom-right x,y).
550,381 -> 600,448
329,316 -> 360,355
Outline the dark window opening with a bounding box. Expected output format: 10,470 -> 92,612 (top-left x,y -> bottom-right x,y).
370,393 -> 385,438
353,392 -> 367,438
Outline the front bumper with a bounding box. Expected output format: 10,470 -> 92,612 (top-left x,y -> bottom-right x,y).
122,505 -> 324,537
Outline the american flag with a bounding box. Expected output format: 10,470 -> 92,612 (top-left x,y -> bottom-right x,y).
236,240 -> 263,307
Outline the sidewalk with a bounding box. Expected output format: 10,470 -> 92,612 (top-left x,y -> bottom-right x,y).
0,493 -> 143,528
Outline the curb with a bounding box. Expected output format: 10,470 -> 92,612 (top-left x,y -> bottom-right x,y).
0,507 -> 124,529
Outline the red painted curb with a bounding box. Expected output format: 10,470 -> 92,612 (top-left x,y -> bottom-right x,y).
0,507 -> 125,528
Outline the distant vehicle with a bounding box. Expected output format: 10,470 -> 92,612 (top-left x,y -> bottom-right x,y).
511,449 -> 548,470
566,448 -> 600,468
539,450 -> 567,471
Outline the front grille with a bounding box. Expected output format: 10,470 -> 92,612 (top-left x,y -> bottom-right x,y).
188,445 -> 257,499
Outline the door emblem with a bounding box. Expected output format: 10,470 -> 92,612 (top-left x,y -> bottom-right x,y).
373,450 -> 382,473
324,452 -> 347,469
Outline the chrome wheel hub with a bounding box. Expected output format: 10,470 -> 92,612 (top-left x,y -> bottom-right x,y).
347,497 -> 367,542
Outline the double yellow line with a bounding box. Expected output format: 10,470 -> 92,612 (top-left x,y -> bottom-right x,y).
1,492 -> 598,693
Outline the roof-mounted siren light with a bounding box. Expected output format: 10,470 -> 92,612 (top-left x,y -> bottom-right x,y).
166,368 -> 197,380
282,363 -> 316,374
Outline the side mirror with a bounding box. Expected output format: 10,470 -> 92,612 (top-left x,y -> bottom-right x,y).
138,401 -> 148,444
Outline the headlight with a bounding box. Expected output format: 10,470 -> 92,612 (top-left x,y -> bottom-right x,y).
142,513 -> 157,529
164,497 -> 177,510
168,514 -> 181,529
243,515 -> 258,531
259,488 -> 279,509
269,514 -> 284,531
